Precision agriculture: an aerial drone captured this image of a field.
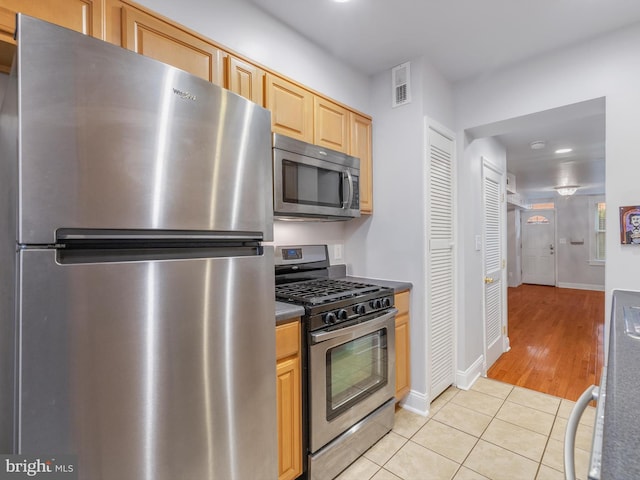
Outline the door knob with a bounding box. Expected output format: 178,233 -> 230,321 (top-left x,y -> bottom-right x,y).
484,277 -> 494,284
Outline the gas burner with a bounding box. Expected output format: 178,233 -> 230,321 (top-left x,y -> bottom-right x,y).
275,278 -> 382,305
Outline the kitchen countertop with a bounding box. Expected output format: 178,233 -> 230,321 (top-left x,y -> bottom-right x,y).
601,289 -> 640,479
328,264 -> 413,293
275,265 -> 413,325
275,302 -> 305,325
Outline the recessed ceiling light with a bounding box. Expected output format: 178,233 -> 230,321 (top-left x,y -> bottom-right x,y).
333,0 -> 351,2
530,140 -> 546,150
555,148 -> 573,154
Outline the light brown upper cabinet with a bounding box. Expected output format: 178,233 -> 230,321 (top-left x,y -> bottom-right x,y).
226,55 -> 264,106
350,113 -> 373,214
120,5 -> 224,85
0,0 -> 103,73
265,73 -> 314,144
314,97 -> 349,154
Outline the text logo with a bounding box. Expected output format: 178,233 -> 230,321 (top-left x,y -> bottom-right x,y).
0,455 -> 77,480
172,88 -> 197,101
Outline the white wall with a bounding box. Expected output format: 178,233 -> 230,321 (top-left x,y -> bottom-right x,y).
507,209 -> 522,288
455,23 -> 640,372
137,0 -> 370,113
457,137 -> 506,371
345,56 -> 455,412
556,195 -> 605,289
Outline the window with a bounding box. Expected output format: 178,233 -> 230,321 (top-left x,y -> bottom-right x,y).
526,215 -> 550,224
530,202 -> 555,210
589,197 -> 606,264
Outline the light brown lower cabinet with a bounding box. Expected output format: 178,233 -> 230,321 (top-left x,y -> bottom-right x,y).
395,290 -> 411,400
275,320 -> 302,480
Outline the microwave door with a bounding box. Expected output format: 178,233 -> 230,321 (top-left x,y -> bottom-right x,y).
273,149 -> 359,219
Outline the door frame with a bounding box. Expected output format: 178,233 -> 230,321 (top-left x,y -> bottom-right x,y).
481,157 -> 509,373
520,208 -> 558,287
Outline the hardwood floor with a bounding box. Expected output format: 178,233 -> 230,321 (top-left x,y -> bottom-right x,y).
487,284 -> 605,401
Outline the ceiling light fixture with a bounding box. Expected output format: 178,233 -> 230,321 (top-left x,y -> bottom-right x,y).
555,148 -> 573,154
530,140 -> 546,150
333,0 -> 351,3
554,185 -> 580,196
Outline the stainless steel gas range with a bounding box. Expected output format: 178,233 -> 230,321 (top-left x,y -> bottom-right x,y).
275,245 -> 397,480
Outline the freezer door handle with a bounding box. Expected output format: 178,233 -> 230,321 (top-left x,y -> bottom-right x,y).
56,228 -> 263,242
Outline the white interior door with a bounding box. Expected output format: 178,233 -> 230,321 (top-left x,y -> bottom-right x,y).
426,120 -> 456,401
482,160 -> 507,371
521,209 -> 556,286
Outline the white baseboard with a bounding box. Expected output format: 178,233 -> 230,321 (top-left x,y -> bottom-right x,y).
455,355 -> 484,391
398,389 -> 429,417
558,282 -> 604,292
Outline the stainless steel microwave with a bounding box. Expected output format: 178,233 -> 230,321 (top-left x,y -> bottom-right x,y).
272,134 -> 361,221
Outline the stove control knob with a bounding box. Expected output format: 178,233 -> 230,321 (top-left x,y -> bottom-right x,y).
382,297 -> 392,308
353,304 -> 366,315
370,299 -> 383,309
337,309 -> 348,320
324,312 -> 337,324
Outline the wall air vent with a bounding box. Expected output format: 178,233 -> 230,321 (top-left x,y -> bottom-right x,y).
391,62 -> 411,108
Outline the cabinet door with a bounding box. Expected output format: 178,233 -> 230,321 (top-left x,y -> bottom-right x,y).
314,97 -> 349,153
226,55 -> 264,105
276,321 -> 302,480
350,112 -> 373,214
394,290 -> 411,400
0,0 -> 103,72
265,73 -> 313,143
276,356 -> 302,480
121,5 -> 224,85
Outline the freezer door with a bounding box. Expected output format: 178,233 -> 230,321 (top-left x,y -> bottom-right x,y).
17,248 -> 277,480
13,16 -> 272,244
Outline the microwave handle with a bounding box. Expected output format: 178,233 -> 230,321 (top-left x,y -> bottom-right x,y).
342,170 -> 354,209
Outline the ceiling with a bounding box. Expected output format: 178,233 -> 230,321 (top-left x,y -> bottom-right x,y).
468,98 -> 606,200
246,0 -> 625,198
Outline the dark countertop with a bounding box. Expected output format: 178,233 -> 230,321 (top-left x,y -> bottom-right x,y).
328,264 -> 413,293
602,289 -> 640,479
274,265 -> 413,325
275,302 -> 305,325
339,275 -> 412,294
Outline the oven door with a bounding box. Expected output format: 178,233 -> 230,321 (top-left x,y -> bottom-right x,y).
308,309 -> 396,453
273,149 -> 360,219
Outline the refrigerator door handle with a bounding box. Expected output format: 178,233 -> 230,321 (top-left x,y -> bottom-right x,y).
564,384 -> 599,480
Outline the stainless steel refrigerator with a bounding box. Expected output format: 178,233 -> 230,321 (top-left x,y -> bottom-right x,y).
0,15 -> 276,479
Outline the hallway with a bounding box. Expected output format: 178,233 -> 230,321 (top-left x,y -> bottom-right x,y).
487,285 -> 605,401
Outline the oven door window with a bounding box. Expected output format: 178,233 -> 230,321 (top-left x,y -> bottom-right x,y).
326,328 -> 388,421
282,160 -> 343,208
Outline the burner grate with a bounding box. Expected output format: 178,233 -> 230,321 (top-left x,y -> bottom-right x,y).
275,278 -> 382,305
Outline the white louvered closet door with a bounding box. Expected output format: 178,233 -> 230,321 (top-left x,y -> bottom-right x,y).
426,122 -> 455,401
482,160 -> 506,370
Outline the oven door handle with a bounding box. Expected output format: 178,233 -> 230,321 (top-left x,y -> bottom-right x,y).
310,308 -> 398,344
564,384 -> 600,480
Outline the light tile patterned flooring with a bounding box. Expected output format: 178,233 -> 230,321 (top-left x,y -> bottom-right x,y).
335,378 -> 596,480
